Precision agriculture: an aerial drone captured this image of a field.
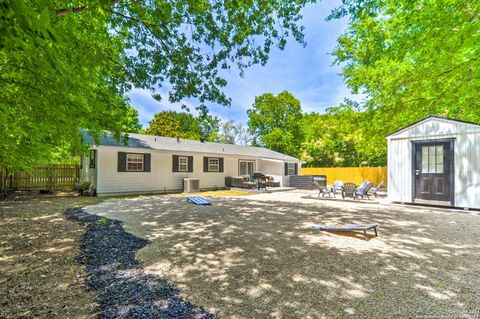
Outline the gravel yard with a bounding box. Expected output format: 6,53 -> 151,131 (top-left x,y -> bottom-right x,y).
84,191 -> 480,318
0,193 -> 104,319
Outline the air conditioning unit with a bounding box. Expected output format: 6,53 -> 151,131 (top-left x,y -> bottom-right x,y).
183,178 -> 200,193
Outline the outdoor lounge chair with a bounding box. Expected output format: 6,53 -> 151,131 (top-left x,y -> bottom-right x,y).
332,180 -> 344,194
310,223 -> 378,238
313,181 -> 335,198
342,182 -> 357,199
371,181 -> 384,198
354,182 -> 374,200
186,196 -> 212,205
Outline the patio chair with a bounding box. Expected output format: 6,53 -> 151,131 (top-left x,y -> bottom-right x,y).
313,181 -> 335,198
332,180 -> 344,194
354,182 -> 374,200
371,181 -> 384,198
342,182 -> 357,199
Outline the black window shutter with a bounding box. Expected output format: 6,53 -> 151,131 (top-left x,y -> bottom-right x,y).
219,158 -> 224,172
89,150 -> 96,168
172,155 -> 179,172
294,163 -> 298,175
284,162 -> 289,176
143,154 -> 151,172
118,152 -> 126,172
203,157 -> 209,172
188,156 -> 194,172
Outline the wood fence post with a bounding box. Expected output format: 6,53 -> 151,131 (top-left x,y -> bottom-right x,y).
48,164 -> 53,192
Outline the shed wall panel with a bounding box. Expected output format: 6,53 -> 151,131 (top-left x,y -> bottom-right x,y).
388,117 -> 480,209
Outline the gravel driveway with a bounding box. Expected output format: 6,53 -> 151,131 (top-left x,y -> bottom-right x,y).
84,191 -> 480,318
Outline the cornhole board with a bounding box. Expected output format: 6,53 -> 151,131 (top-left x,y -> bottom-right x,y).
311,223 -> 378,237
186,196 -> 212,205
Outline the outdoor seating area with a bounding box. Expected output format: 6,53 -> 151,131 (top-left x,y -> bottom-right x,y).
225,173 -> 280,190
314,179 -> 384,200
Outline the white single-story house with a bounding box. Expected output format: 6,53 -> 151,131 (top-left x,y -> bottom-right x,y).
387,115 -> 480,209
80,132 -> 301,196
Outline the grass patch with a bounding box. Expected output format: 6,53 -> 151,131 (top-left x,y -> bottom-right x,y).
179,189 -> 254,197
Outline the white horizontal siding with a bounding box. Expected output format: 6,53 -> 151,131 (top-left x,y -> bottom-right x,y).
95,146 -> 297,195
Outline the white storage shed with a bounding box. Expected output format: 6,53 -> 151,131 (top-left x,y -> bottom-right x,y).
386,116 -> 480,209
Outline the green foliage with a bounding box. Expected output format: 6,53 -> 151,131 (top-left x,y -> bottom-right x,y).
0,0 -> 134,170
216,121 -> 252,145
145,111 -> 220,141
302,100 -> 386,167
247,91 -> 304,157
1,0 -> 313,170
329,0 -> 480,134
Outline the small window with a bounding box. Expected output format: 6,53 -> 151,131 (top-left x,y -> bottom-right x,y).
178,156 -> 188,172
208,158 -> 220,172
287,163 -> 296,175
126,153 -> 144,171
89,150 -> 96,168
421,145 -> 443,173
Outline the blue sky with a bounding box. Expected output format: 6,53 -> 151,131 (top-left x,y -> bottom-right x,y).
129,0 -> 362,128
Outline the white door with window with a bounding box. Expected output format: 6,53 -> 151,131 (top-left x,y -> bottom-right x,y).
239,160 -> 255,180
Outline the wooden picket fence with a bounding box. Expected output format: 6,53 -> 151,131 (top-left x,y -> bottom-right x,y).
301,166 -> 387,187
0,164 -> 80,193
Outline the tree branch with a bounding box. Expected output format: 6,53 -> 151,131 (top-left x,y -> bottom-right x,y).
56,0 -> 121,16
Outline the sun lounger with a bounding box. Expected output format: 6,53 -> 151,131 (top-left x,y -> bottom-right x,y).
310,223 -> 378,237
186,196 -> 212,205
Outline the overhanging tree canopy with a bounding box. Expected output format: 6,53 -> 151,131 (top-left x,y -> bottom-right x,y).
1,0 -> 315,170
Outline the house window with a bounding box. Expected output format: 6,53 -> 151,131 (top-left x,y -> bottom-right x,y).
287,163 -> 296,175
178,156 -> 188,172
421,145 -> 443,173
126,153 -> 144,171
89,150 -> 96,168
208,158 -> 220,172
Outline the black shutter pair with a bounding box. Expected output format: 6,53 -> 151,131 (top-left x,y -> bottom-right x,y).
284,163 -> 299,176
172,155 -> 194,172
203,157 -> 224,172
117,152 -> 151,172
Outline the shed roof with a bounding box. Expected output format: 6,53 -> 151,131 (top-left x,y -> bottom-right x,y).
82,131 -> 300,162
386,116 -> 480,138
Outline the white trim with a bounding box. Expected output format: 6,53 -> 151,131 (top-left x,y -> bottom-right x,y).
287,163 -> 296,175
260,158 -> 284,163
178,156 -> 188,172
208,157 -> 220,172
387,117 -> 480,140
239,160 -> 255,176
126,153 -> 144,171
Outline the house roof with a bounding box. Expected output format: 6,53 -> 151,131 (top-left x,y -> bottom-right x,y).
82,131 -> 300,162
385,115 -> 480,138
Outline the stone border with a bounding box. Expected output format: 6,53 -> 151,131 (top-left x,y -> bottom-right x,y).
65,208 -> 214,319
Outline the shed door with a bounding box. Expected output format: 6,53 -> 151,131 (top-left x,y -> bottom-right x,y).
414,141 -> 453,203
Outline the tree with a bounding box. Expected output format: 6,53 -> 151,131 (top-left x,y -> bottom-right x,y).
145,111 -> 220,141
329,0 -> 480,135
247,91 -> 304,157
146,112 -> 185,138
217,121 -> 252,145
1,0 -> 314,169
301,100 -> 386,167
1,0 -> 133,170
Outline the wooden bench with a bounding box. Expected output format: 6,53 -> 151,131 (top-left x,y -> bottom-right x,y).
311,223 -> 378,238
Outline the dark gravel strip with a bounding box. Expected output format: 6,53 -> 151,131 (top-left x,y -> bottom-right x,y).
65,208 -> 215,319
